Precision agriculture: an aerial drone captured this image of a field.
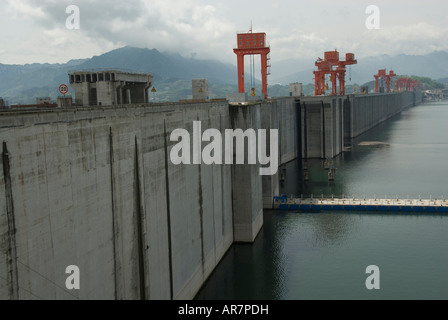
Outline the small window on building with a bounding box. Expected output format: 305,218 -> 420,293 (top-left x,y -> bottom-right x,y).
99,73 -> 104,81
86,74 -> 92,83
253,35 -> 256,39
105,73 -> 110,81
111,73 -> 115,81
260,35 -> 263,39
239,41 -> 242,46
81,74 -> 85,82
246,35 -> 249,40
75,75 -> 81,83
70,75 -> 74,84
239,35 -> 242,40
260,40 -> 264,45
246,41 -> 249,45
253,41 -> 256,45
93,74 -> 98,82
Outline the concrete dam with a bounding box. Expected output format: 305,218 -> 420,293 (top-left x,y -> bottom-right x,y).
0,91 -> 421,300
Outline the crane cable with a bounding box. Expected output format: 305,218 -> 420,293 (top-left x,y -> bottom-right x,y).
244,54 -> 255,95
250,54 -> 255,96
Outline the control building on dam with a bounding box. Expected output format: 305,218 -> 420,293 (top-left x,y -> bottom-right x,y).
68,70 -> 154,106
0,87 -> 421,300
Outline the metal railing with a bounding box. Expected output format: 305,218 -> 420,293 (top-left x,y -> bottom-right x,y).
276,194 -> 447,201
68,68 -> 153,76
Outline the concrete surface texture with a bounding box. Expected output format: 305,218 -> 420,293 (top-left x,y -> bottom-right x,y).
192,79 -> 209,101
0,101 -> 234,300
229,104 -> 264,242
0,91 -> 420,300
346,91 -> 419,138
301,91 -> 422,159
290,83 -> 303,97
301,96 -> 344,159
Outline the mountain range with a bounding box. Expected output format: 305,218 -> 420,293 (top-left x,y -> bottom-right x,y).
1,47 -> 447,105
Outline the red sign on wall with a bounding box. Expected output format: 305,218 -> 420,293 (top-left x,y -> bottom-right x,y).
59,84 -> 69,95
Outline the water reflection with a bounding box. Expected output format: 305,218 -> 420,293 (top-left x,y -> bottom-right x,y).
195,214 -> 287,300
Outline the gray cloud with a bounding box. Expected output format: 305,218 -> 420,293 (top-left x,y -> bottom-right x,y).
13,0 -> 234,58
2,0 -> 448,65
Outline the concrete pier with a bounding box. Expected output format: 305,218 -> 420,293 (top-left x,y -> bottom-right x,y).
301,96 -> 344,159
229,104 -> 264,242
260,97 -> 300,208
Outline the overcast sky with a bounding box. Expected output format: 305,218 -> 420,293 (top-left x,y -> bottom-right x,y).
1,0 -> 447,65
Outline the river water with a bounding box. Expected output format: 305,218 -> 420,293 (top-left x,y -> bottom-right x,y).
196,101 -> 448,300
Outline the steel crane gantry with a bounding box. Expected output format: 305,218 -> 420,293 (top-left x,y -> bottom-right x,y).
313,50 -> 357,96
374,69 -> 397,93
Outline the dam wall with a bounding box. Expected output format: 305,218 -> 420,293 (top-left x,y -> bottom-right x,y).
260,97 -> 300,208
229,104 -> 264,242
0,90 -> 422,299
345,91 -> 416,138
300,96 -> 345,159
301,91 -> 421,159
0,102 -> 235,300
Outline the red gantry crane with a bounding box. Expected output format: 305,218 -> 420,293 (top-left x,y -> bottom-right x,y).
374,69 -> 397,93
335,53 -> 357,96
314,58 -> 332,96
313,50 -> 357,96
395,77 -> 420,92
233,27 -> 271,99
409,79 -> 420,91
